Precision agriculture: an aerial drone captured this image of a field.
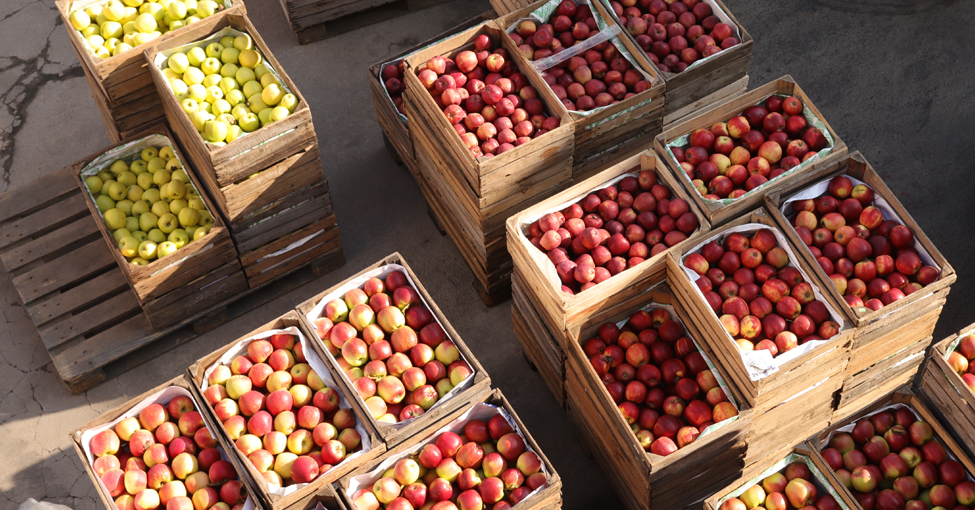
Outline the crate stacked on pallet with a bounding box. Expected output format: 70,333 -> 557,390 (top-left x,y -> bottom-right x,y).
279,0 -> 457,44
667,209 -> 855,473
70,375 -> 262,510
336,388 -> 563,510
809,386 -> 975,510
144,12 -> 344,289
654,76 -> 847,228
505,150 -> 710,407
296,253 -> 494,448
402,19 -> 575,305
562,261 -> 752,510
55,0 -> 246,142
763,152 -> 955,422
918,323 -> 975,461
188,311 -> 387,509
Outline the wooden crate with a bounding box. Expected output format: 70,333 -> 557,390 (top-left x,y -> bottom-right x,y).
144,12 -> 317,189
666,209 -> 853,421
496,0 -> 666,178
705,446 -> 859,510
70,375 -> 263,510
82,67 -> 166,144
833,336 -> 930,422
240,214 -> 343,289
506,150 -> 710,346
286,483 -> 351,510
765,151 -> 955,374
56,0 -> 244,106
661,76 -> 748,130
295,252 -> 494,447
918,326 -> 975,461
72,125 -> 238,307
280,0 -> 458,44
811,386 -> 975,509
336,388 -> 563,510
369,11 -> 497,166
563,261 -> 752,510
187,311 -> 386,510
511,271 -> 566,408
654,76 -> 848,228
597,0 -> 752,116
402,20 -> 574,208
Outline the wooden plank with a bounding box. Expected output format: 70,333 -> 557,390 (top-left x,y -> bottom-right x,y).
11,240 -> 116,304
0,215 -> 100,272
38,292 -> 140,350
26,269 -> 130,327
0,166 -> 79,225
0,193 -> 88,250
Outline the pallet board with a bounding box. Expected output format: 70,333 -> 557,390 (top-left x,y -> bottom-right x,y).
281,0 -> 457,44
0,164 -> 345,394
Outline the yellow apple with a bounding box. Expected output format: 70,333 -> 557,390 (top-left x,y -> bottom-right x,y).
247,95 -> 267,114
153,169 -> 171,186
183,67 -> 204,86
187,197 -> 206,211
95,195 -> 116,212
201,57 -> 221,75
168,229 -> 189,248
127,185 -> 143,202
189,110 -> 210,131
193,225 -> 210,240
104,208 -> 127,230
143,188 -> 161,204
187,46 -> 206,66
125,216 -> 140,233
147,157 -> 166,173
261,73 -> 279,89
279,94 -> 298,113
221,48 -> 239,65
115,199 -> 133,215
137,172 -> 154,190
85,175 -> 103,194
168,179 -> 186,199
239,49 -> 261,69
70,10 -> 91,30
151,200 -> 170,218
131,257 -> 150,266
113,228 -> 132,243
138,240 -> 158,260
235,67 -> 256,85
226,89 -> 244,107
117,171 -> 137,187
159,146 -> 175,160
168,199 -> 187,215
167,53 -> 190,74
169,78 -> 188,96
186,84 -> 206,102
104,1 -> 126,22
225,124 -> 241,143
148,229 -> 166,244
130,160 -> 148,174
233,34 -> 252,51
140,212 -> 159,232
134,12 -> 156,32
166,158 -> 183,171
158,213 -> 178,234
178,207 -> 200,227
98,170 -> 112,182
196,0 -> 216,17
157,241 -> 178,258
205,43 -> 223,59
204,120 -> 228,142
131,200 -> 150,216
239,113 -> 259,132
262,84 -> 284,106
109,160 -> 129,175
258,108 -> 272,126
108,182 -> 127,200
167,1 -> 187,20
118,236 -> 140,258
205,85 -> 223,103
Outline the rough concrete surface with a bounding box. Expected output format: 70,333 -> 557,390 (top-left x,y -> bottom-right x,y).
0,0 -> 973,508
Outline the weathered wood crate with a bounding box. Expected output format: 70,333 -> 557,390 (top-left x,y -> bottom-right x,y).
70,374 -> 264,510
666,209 -> 854,470
369,11 -> 497,167
511,271 -> 566,407
765,151 -> 955,392
296,252 -> 494,448
188,311 -> 387,510
918,323 -> 975,461
288,483 -> 351,510
72,125 -> 239,329
336,388 -> 563,510
144,12 -> 317,191
56,0 -> 245,142
506,151 -> 709,346
495,0 -> 666,178
704,445 -> 858,510
563,267 -> 752,510
596,0 -> 752,117
654,76 -> 847,228
832,335 -> 930,422
811,386 -> 975,510
280,0 -> 457,44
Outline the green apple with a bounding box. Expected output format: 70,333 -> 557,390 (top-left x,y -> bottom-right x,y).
199,101 -> 212,113
97,170 -> 112,182
280,94 -> 298,113
101,21 -> 123,40
85,175 -> 103,194
199,211 -> 215,225
203,73 -> 222,89
112,43 -> 132,56
205,42 -> 223,58
220,48 -> 239,65
169,198 -> 187,214
108,182 -> 127,200
183,66 -> 204,85
157,241 -> 178,258
168,229 -> 189,248
216,113 -> 236,126
168,78 -> 187,96
231,104 -> 249,120
169,19 -> 185,31
112,228 -> 132,243
193,225 -> 210,240
132,32 -> 158,45
217,35 -> 234,48
130,160 -> 148,174
137,240 -> 158,260
95,195 -> 116,212
167,1 -> 187,20
219,74 -> 238,93
69,10 -> 91,30
211,98 -> 231,116
118,236 -> 140,258
258,108 -> 272,126
185,15 -> 200,24
117,171 -> 137,187
104,208 -> 127,230
254,63 -> 269,80
159,146 -> 175,160
125,216 -> 140,233
186,226 -> 198,239
132,200 -> 150,216
127,185 -> 143,202
181,98 -> 199,115
115,199 -> 133,215
204,120 -> 228,142
220,64 -> 239,81
239,113 -> 259,132
148,229 -> 166,244
140,212 -> 159,232
151,200 -> 170,217
137,172 -> 154,190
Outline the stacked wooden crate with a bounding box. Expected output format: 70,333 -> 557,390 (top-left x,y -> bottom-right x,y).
667,209 -> 855,473
144,12 -> 344,289
918,323 -> 975,461
764,152 -> 955,421
279,0 -> 456,44
55,0 -> 246,143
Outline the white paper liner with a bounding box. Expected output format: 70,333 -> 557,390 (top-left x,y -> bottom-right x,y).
199,326 -> 373,497
716,453 -> 852,509
678,223 -> 849,380
304,263 -> 477,430
80,385 -> 256,510
602,297 -> 743,441
598,0 -> 741,74
819,402 -> 975,484
344,403 -> 550,504
152,27 -> 296,151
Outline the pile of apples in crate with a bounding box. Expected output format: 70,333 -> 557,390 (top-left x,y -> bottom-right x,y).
526,171 -> 699,294
606,0 -> 741,73
310,272 -> 474,423
820,408 -> 975,509
88,397 -> 248,510
584,308 -> 739,455
719,461 -> 844,510
684,228 -> 842,356
405,34 -> 562,157
509,1 -> 655,111
947,333 -> 975,392
351,416 -> 548,510
787,175 -> 941,311
86,145 -> 216,265
205,332 -> 363,486
671,95 -> 831,200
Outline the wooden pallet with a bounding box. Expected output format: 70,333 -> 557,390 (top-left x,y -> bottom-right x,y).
917,324 -> 975,461
511,271 -> 566,408
0,166 -> 345,394
281,0 -> 457,44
